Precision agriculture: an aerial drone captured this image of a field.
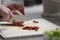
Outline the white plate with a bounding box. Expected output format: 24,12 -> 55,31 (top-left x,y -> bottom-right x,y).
0,19 -> 59,38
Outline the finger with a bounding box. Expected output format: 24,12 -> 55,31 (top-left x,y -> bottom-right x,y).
12,10 -> 23,16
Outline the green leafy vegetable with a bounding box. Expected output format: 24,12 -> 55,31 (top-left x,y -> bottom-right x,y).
45,28 -> 60,40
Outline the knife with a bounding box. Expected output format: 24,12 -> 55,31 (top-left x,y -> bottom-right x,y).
12,10 -> 32,22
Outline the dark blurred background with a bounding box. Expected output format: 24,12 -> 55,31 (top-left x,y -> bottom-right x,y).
24,0 -> 42,6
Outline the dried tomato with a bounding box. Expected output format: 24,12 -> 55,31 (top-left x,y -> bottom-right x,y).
33,20 -> 38,23
23,26 -> 39,31
32,26 -> 39,31
12,22 -> 24,27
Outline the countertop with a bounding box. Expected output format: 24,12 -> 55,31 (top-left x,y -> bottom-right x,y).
0,4 -> 60,40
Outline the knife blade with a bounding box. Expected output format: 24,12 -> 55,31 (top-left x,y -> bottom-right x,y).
12,14 -> 32,22
10,10 -> 32,22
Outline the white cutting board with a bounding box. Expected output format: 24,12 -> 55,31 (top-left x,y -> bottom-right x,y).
0,19 -> 59,38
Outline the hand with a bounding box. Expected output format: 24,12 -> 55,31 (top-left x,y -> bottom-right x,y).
0,4 -> 23,22
0,4 -> 13,21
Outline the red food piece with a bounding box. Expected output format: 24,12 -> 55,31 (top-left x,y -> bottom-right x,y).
33,20 -> 38,23
23,26 -> 39,31
13,22 -> 24,27
17,22 -> 24,26
23,26 -> 33,30
32,26 -> 39,31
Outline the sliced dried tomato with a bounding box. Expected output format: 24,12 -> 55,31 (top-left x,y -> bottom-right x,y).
32,26 -> 39,31
23,26 -> 39,31
12,22 -> 24,27
33,20 -> 38,23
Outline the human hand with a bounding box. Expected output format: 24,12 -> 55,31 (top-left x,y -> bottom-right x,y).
0,4 -> 13,21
